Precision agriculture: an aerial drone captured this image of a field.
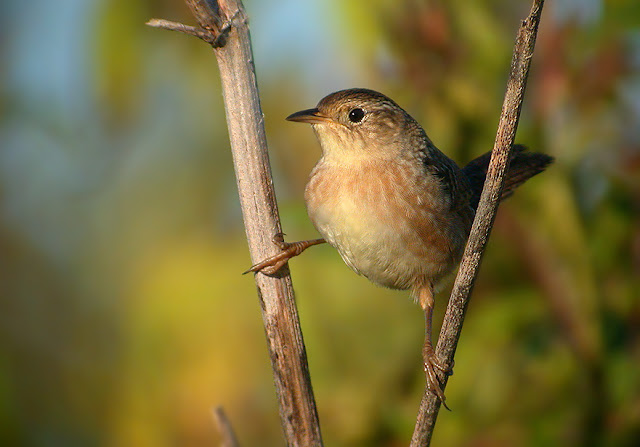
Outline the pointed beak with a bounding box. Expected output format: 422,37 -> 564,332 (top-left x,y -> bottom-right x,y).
286,108 -> 332,124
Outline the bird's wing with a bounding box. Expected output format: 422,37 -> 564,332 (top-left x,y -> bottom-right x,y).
422,139 -> 472,211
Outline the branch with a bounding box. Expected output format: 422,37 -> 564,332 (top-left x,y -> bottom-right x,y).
410,1 -> 545,445
212,407 -> 240,447
146,18 -> 228,46
148,1 -> 323,446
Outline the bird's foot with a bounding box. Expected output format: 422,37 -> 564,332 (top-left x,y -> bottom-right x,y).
423,345 -> 453,410
243,233 -> 324,275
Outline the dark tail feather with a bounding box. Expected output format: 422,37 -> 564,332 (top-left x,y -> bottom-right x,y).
462,144 -> 553,210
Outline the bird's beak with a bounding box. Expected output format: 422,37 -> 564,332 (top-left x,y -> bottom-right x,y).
286,108 -> 332,124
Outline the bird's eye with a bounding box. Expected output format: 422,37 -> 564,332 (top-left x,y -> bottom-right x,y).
348,108 -> 365,123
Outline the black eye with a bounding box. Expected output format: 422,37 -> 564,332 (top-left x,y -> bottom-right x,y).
348,108 -> 365,123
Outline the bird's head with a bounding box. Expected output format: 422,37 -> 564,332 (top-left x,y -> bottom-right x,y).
286,88 -> 421,164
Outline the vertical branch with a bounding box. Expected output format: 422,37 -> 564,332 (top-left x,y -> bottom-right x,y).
212,406 -> 241,447
410,1 -> 545,445
148,1 -> 323,446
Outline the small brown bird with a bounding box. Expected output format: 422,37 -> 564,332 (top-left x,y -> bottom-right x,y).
247,88 -> 552,405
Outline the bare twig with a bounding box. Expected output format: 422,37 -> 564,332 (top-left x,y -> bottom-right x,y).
410,1 -> 545,445
212,407 -> 240,447
148,1 -> 323,446
146,19 -> 209,41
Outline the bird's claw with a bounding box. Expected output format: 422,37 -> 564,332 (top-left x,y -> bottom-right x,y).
271,232 -> 288,249
243,234 -> 295,275
423,346 -> 453,410
243,234 -> 325,275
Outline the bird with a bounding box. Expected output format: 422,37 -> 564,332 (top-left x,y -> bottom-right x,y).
246,88 -> 553,405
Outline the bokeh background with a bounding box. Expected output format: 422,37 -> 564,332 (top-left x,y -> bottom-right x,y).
1,0 -> 639,445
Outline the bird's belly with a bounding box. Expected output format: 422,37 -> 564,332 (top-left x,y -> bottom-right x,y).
316,210 -> 428,290
305,163 -> 462,290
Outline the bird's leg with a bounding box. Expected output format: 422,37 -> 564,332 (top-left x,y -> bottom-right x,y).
418,283 -> 452,409
244,233 -> 326,275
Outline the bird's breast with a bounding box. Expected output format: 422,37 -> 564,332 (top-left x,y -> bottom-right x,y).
305,159 -> 465,290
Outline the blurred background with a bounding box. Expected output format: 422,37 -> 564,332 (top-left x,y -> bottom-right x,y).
1,0 -> 639,445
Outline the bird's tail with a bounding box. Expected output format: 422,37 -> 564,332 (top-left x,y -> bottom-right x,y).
462,145 -> 553,211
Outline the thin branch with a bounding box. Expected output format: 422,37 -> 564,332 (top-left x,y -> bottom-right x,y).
146,19 -> 206,39
410,1 -> 545,445
212,406 -> 240,447
146,18 -> 230,47
148,1 -> 323,446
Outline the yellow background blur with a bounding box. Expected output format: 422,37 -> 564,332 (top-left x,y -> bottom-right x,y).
1,0 -> 639,446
